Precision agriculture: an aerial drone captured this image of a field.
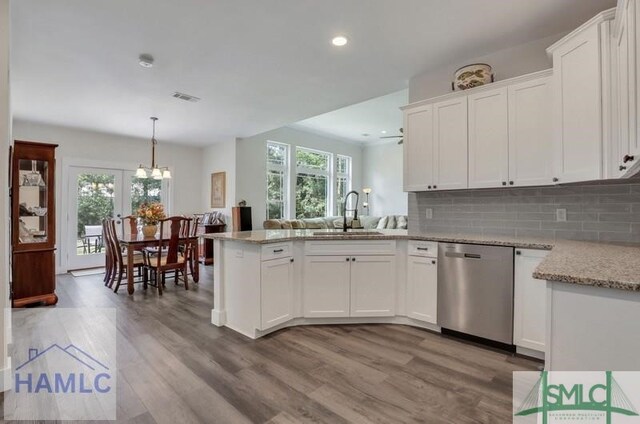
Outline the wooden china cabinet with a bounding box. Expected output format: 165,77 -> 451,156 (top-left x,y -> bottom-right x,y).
10,141 -> 59,307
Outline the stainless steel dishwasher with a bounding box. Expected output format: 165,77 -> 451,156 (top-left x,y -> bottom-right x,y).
437,243 -> 514,345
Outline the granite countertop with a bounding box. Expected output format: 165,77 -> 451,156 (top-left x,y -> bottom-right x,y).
201,229 -> 555,249
204,229 -> 640,292
533,240 -> 640,291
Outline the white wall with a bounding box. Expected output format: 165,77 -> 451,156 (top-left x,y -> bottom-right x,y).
362,142 -> 407,217
236,126 -> 363,229
201,138 -> 236,228
409,32 -> 565,103
12,120 -> 204,271
0,0 -> 10,391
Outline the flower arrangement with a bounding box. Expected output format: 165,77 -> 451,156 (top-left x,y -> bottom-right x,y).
136,202 -> 166,226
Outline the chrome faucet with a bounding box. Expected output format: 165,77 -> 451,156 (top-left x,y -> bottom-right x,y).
342,190 -> 359,232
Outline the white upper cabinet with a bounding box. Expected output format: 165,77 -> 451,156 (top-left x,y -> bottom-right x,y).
508,77 -> 554,186
433,97 -> 468,190
548,12 -> 614,184
468,87 -> 509,188
403,104 -> 434,191
633,0 -> 640,160
613,0 -> 640,176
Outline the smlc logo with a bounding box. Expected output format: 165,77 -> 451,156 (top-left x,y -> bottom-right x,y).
15,344 -> 112,394
515,371 -> 639,424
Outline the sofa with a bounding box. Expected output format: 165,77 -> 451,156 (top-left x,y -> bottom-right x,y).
263,215 -> 408,230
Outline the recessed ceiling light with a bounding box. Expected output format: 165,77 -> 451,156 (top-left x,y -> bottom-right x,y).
139,53 -> 154,68
332,36 -> 348,47
381,130 -> 387,134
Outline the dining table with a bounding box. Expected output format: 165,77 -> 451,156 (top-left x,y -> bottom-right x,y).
118,234 -> 200,295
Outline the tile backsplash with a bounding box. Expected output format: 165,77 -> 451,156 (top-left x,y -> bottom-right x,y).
408,180 -> 640,242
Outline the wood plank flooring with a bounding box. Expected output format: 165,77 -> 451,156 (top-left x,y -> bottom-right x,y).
2,266 -> 540,423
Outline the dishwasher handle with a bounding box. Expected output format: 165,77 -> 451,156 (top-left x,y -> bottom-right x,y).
444,251 -> 482,259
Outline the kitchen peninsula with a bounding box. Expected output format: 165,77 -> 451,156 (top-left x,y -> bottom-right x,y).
204,229 -> 640,370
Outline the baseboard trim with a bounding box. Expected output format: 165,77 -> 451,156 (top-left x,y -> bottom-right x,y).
1,357 -> 11,392
211,309 -> 227,326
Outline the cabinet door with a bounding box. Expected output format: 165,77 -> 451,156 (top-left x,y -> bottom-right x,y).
513,249 -> 548,352
468,88 -> 509,188
616,4 -> 634,176
403,104 -> 434,191
303,256 -> 351,318
508,77 -> 554,186
260,257 -> 294,330
433,97 -> 468,190
406,256 -> 437,324
633,0 -> 640,160
350,255 -> 396,317
552,22 -> 603,183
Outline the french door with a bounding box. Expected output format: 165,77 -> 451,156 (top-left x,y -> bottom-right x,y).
66,166 -> 166,270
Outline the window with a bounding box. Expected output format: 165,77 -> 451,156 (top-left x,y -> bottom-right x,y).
130,177 -> 163,214
296,147 -> 331,219
335,155 -> 352,216
266,141 -> 289,219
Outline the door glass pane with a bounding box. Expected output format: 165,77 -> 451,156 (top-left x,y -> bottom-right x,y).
76,173 -> 115,256
17,159 -> 48,244
296,173 -> 328,218
131,177 -> 162,215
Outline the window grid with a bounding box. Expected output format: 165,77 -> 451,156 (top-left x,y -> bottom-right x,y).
266,141 -> 289,220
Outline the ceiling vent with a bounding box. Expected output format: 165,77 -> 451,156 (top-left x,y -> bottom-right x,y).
172,92 -> 201,103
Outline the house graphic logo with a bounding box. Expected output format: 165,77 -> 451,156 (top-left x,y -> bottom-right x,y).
514,371 -> 639,424
15,344 -> 112,394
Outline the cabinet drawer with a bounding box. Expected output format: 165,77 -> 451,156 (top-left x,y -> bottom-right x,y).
304,240 -> 396,256
261,242 -> 293,261
408,240 -> 438,257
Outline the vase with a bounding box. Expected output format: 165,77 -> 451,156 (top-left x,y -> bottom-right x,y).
142,225 -> 157,237
453,63 -> 493,91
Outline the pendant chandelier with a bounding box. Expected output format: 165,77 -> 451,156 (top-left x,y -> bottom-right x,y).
135,117 -> 172,180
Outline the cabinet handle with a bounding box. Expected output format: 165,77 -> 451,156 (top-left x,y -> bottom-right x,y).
346,257 -> 350,262
416,247 -> 429,251
552,177 -> 559,183
516,250 -> 521,255
273,249 -> 284,253
290,258 -> 294,263
620,165 -> 627,171
428,185 -> 432,189
352,257 -> 356,262
431,260 -> 436,264
502,181 -> 506,186
509,181 -> 514,185
433,185 -> 437,189
623,155 -> 635,163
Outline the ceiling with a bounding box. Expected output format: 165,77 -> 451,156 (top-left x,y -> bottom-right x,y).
11,0 -> 615,146
292,89 -> 407,145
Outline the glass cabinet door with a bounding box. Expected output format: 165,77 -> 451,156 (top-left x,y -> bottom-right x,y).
17,159 -> 49,244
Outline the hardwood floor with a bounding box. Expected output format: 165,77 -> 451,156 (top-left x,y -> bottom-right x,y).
2,266 -> 540,423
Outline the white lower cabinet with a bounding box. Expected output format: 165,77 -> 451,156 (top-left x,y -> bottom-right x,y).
303,253 -> 396,318
260,256 -> 294,330
303,255 -> 351,318
513,249 -> 548,352
406,255 -> 438,324
350,256 -> 396,317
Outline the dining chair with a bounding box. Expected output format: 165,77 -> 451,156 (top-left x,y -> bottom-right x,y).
121,215 -> 138,238
108,218 -> 145,293
142,216 -> 191,295
182,215 -> 200,282
102,218 -> 114,285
